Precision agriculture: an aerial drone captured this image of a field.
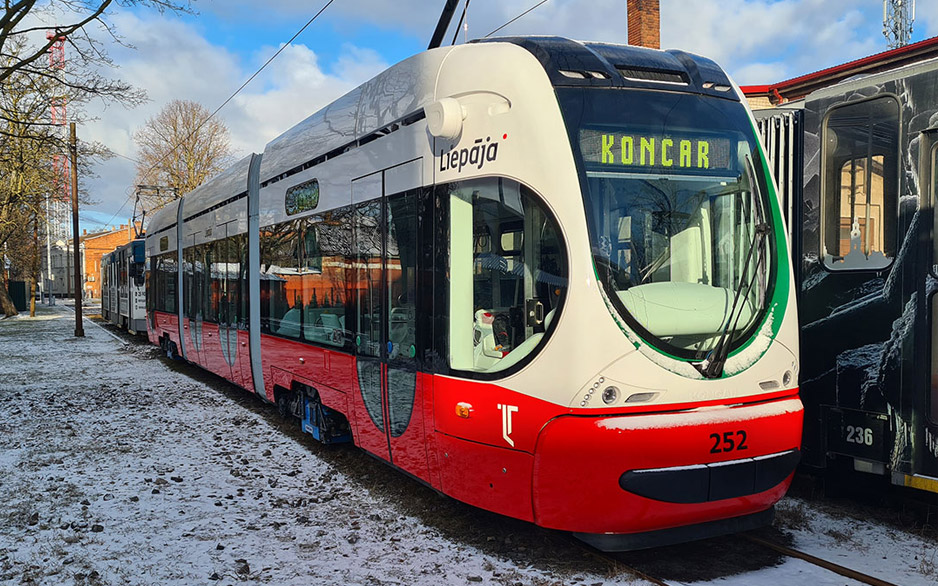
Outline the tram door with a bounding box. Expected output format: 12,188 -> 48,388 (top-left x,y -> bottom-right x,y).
351,170 -> 425,476
183,239 -> 203,365
214,221 -> 245,388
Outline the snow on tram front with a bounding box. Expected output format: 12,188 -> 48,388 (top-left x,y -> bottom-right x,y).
144,37 -> 801,550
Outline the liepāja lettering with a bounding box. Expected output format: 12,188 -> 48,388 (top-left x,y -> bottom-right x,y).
439,135 -> 501,173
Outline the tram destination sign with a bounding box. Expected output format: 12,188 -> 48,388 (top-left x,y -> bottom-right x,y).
579,128 -> 732,172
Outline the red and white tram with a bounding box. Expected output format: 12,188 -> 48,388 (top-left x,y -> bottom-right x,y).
145,37 -> 802,550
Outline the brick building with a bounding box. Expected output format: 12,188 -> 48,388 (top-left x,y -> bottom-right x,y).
41,222 -> 139,299
81,223 -> 140,299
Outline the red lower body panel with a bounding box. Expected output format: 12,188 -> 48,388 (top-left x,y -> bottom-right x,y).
436,433 -> 535,521
532,396 -> 803,534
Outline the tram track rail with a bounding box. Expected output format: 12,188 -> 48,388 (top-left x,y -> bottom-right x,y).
739,533 -> 901,586
569,530 -> 903,586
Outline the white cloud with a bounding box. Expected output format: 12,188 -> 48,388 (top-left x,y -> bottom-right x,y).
911,1 -> 938,38
661,0 -> 883,82
78,10 -> 387,226
225,43 -> 388,155
731,61 -> 791,86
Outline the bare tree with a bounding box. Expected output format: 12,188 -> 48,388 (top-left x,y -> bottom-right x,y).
0,40 -> 108,317
0,2 -> 191,316
0,1 -> 189,97
0,45 -> 59,316
134,99 -> 235,209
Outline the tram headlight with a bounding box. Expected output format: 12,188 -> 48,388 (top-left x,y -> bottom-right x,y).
625,392 -> 658,404
782,370 -> 793,387
602,386 -> 620,405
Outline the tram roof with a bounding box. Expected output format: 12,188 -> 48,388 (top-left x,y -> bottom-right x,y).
476,36 -> 737,100
179,155 -> 253,222
146,199 -> 179,237
166,37 -> 740,227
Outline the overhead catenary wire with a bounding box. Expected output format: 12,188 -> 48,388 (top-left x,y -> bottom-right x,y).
205,0 -> 336,127
100,0 -> 337,229
484,0 -> 549,38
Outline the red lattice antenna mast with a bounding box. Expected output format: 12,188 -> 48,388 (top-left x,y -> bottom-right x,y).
47,30 -> 69,205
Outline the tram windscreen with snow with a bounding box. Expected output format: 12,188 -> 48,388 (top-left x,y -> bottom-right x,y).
561,88 -> 775,360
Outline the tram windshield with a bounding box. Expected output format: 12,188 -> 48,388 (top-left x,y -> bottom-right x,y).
559,88 -> 775,361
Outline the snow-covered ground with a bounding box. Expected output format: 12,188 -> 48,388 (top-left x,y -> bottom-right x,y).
0,304 -> 935,586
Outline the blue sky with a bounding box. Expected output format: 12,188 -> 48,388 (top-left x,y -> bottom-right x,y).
185,7 -> 423,79
74,0 -> 938,230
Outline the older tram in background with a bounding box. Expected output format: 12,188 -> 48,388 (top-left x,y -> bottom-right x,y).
754,54 -> 938,497
145,37 -> 802,550
101,239 -> 147,334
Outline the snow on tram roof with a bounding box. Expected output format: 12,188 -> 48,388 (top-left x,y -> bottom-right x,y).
146,198 -> 179,236
179,154 -> 253,220
257,46 -> 452,186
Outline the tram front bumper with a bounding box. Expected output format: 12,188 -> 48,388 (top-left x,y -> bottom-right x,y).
531,395 -> 803,536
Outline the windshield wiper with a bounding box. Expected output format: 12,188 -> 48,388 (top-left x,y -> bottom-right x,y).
698,222 -> 769,378
698,154 -> 769,379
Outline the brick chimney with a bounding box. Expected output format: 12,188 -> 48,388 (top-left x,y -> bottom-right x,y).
627,0 -> 660,49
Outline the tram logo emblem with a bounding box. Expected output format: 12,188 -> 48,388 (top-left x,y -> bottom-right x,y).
497,403 -> 518,447
438,134 -> 504,174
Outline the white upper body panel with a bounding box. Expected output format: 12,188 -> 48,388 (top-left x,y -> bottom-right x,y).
143,38 -> 799,411
145,199 -> 180,257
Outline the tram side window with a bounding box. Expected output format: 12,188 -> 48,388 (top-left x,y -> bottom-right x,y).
154,252 -> 177,313
822,97 -> 899,270
201,243 -> 216,324
261,220 -> 303,339
260,210 -> 351,347
183,247 -> 198,321
443,177 -> 567,374
184,245 -> 209,321
232,234 -> 247,330
209,236 -> 240,327
146,255 -> 156,312
119,252 -> 128,290
932,143 -> 938,423
239,234 -> 249,330
301,209 -> 351,347
209,240 -> 222,324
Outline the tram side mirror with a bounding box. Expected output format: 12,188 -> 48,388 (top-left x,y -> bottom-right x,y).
426,97 -> 465,141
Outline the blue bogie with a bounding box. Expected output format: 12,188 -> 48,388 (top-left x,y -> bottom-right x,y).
301,396 -> 352,444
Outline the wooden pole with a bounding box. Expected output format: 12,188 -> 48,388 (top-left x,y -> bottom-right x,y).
70,122 -> 84,337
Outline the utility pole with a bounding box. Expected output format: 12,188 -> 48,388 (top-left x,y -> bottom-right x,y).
70,122 -> 84,337
884,0 -> 915,49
